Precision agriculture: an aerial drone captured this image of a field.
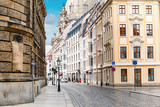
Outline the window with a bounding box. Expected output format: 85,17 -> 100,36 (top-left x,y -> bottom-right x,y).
120,24 -> 126,36
49,64 -> 51,67
121,69 -> 127,82
48,73 -> 51,76
119,5 -> 125,14
69,5 -> 72,13
89,57 -> 93,66
134,46 -> 140,58
132,5 -> 139,14
147,24 -> 153,36
120,47 -> 127,59
148,68 -> 154,81
146,5 -> 152,14
89,44 -> 93,52
90,31 -> 92,38
147,46 -> 153,58
133,24 -> 140,36
49,69 -> 51,71
83,4 -> 88,12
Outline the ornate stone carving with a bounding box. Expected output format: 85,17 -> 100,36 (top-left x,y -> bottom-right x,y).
129,16 -> 143,21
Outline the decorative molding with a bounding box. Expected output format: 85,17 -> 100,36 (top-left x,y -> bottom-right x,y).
129,16 -> 143,21
129,37 -> 144,43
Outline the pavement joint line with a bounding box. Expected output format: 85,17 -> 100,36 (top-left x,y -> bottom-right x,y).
70,82 -> 160,98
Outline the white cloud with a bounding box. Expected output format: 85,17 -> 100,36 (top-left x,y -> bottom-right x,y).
45,14 -> 58,45
45,14 -> 57,24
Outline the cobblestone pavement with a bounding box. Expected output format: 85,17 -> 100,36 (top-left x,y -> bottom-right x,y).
61,83 -> 160,107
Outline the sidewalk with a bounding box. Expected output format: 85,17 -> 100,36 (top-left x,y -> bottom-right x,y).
76,82 -> 160,97
3,82 -> 73,107
115,87 -> 160,97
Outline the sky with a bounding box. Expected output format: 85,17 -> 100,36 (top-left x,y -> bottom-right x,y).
44,0 -> 67,54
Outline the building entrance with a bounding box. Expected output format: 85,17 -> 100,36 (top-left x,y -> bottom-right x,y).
135,68 -> 141,86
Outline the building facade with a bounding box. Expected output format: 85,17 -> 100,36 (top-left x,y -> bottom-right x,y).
52,0 -> 160,87
65,0 -> 99,20
101,0 -> 160,86
46,49 -> 53,80
0,0 -> 47,106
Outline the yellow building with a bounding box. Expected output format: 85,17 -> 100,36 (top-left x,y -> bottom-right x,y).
101,0 -> 160,86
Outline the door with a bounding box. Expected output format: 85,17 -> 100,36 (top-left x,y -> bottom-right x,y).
106,69 -> 109,85
135,68 -> 141,86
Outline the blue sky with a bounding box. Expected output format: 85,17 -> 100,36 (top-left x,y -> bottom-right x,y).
44,0 -> 67,44
44,0 -> 67,53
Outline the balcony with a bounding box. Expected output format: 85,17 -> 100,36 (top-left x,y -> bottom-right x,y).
104,41 -> 111,47
104,19 -> 110,27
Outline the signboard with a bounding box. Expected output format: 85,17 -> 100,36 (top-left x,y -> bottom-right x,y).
132,60 -> 137,65
31,62 -> 36,66
89,72 -> 92,74
112,67 -> 116,72
112,61 -> 115,66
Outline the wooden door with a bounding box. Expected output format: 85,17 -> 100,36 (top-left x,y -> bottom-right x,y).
135,68 -> 141,86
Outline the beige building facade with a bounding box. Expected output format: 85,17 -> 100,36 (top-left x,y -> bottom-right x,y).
101,0 -> 160,86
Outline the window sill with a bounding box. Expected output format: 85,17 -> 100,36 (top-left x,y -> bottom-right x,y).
147,81 -> 155,83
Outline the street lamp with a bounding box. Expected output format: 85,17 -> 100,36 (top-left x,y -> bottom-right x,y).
100,64 -> 103,86
57,58 -> 61,92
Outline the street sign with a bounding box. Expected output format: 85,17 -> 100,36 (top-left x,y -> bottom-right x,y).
112,61 -> 115,66
112,67 -> 116,72
89,72 -> 92,74
31,62 -> 36,66
132,60 -> 137,65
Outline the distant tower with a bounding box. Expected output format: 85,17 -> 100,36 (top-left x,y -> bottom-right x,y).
65,0 -> 99,20
57,3 -> 69,34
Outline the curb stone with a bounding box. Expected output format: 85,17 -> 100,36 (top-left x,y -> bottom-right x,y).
62,88 -> 74,107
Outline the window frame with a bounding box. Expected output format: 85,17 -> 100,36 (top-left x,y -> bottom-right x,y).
146,5 -> 152,14
146,24 -> 153,36
148,68 -> 154,81
133,24 -> 140,36
119,5 -> 125,14
120,46 -> 127,59
120,24 -> 126,36
134,46 -> 141,58
147,46 -> 154,59
132,5 -> 139,14
121,69 -> 127,82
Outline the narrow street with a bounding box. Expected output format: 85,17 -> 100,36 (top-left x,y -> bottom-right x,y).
62,83 -> 160,107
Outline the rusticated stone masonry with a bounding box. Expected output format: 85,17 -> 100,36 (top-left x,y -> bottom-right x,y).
0,0 -> 47,105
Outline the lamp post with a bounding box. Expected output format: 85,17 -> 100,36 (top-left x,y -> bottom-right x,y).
57,58 -> 61,92
100,64 -> 103,86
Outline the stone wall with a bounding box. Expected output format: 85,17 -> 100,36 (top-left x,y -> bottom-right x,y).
0,79 -> 46,106
0,0 -> 47,105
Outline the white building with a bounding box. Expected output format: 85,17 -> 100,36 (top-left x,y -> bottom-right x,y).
46,49 -> 53,80
67,13 -> 90,82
